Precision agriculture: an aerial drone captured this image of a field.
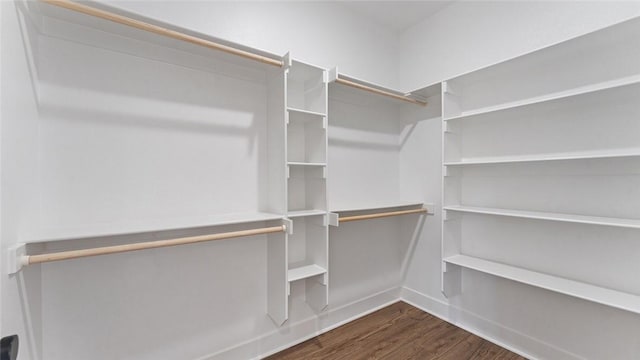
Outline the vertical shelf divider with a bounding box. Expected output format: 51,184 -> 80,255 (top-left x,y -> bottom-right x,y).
266,60 -> 289,325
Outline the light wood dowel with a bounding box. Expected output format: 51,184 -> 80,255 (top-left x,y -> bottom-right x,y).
41,0 -> 284,67
26,225 -> 286,265
335,77 -> 427,106
340,208 -> 428,223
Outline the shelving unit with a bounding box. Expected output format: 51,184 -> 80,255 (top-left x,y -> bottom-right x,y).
9,0 -> 304,328
441,17 -> 640,314
284,58 -> 330,314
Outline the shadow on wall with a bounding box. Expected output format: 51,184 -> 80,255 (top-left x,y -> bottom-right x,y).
329,214 -> 425,306
17,0 -> 266,146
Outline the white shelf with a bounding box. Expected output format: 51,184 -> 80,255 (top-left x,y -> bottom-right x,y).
444,255 -> 640,315
287,161 -> 326,167
287,107 -> 326,119
443,150 -> 640,166
331,201 -> 424,213
36,0 -> 283,72
444,74 -> 640,121
27,212 -> 284,243
329,70 -> 427,106
444,206 -> 640,229
287,209 -> 326,218
288,264 -> 327,282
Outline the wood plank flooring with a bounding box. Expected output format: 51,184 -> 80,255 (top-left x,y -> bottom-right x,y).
265,301 -> 527,360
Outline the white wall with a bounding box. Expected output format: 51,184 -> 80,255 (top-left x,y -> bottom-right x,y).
399,2 -> 640,359
399,1 -> 640,90
104,1 -> 401,89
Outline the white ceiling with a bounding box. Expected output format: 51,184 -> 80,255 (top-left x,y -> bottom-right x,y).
339,1 -> 454,32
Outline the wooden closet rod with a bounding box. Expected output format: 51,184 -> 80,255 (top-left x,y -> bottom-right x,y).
41,0 -> 284,67
340,208 -> 427,223
335,77 -> 427,106
23,225 -> 286,266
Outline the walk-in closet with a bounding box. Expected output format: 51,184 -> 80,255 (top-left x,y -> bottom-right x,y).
1,1 -> 639,359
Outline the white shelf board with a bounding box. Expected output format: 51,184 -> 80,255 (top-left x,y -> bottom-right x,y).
444,74 -> 640,121
444,150 -> 640,166
444,206 -> 640,229
287,107 -> 326,118
288,264 -> 327,282
444,255 -> 640,314
287,209 -> 326,218
331,201 -> 424,213
36,0 -> 283,72
287,161 -> 326,167
329,71 -> 424,106
26,212 -> 284,243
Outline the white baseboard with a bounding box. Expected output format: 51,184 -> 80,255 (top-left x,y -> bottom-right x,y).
400,287 -> 583,360
198,286 -> 401,360
197,286 -> 582,360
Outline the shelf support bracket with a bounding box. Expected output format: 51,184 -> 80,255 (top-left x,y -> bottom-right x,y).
282,219 -> 293,235
283,52 -> 292,69
327,213 -> 339,227
320,273 -> 328,286
423,203 -> 435,215
327,67 -> 338,83
7,244 -> 27,275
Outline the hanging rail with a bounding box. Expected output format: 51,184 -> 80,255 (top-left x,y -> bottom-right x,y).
40,0 -> 284,67
333,74 -> 427,106
19,225 -> 286,267
339,208 -> 428,223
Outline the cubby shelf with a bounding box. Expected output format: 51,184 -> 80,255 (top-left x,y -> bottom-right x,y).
287,161 -> 327,167
444,74 -> 640,122
444,206 -> 640,229
288,264 -> 327,282
329,69 -> 427,106
443,150 -> 640,166
27,212 -> 285,243
331,202 -> 424,213
444,255 -> 640,315
287,107 -> 326,119
287,209 -> 326,218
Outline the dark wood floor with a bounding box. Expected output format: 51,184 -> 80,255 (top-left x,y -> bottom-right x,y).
266,301 -> 527,360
